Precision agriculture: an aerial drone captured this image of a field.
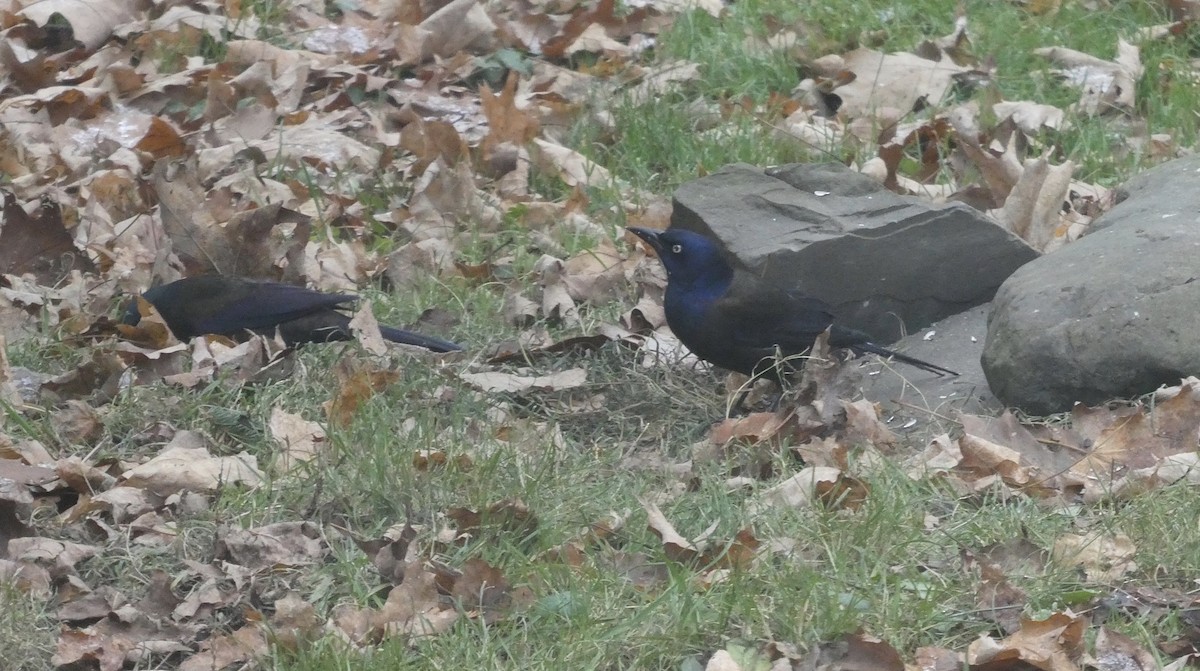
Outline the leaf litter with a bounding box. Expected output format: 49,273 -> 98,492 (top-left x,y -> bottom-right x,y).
0,0 -> 1196,667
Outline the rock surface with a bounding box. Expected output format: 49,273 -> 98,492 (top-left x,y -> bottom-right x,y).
671,162 -> 1039,342
853,304 -> 998,423
983,155 -> 1200,414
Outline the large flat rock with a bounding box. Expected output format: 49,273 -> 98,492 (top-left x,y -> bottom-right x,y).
982,155 -> 1200,414
672,162 -> 1039,342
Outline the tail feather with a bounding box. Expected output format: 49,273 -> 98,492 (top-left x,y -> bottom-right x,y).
379,325 -> 462,353
850,342 -> 958,377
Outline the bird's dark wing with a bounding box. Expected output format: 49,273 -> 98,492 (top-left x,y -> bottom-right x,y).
131,277 -> 461,351
193,282 -> 355,336
712,274 -> 835,353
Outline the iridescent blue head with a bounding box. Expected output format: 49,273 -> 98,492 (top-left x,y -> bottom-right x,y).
627,227 -> 734,295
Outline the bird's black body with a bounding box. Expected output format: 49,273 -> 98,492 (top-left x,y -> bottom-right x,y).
628,227 -> 956,380
123,276 -> 461,353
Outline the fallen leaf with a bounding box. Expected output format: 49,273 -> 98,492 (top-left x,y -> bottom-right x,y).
120,432 -> 264,495
459,368 -> 587,393
1051,532 -> 1137,582
269,407 -> 328,474
750,466 -> 868,514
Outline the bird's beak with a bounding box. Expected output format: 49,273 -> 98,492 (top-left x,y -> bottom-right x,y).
627,227 -> 664,254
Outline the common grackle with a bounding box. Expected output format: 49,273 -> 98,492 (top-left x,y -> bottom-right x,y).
628,227 -> 957,381
123,276 -> 462,352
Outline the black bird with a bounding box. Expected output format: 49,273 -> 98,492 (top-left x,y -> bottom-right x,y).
123,276 -> 462,352
628,227 -> 957,381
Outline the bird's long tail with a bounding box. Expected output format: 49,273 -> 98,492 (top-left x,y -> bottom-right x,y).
379,325 -> 463,353
850,342 -> 959,377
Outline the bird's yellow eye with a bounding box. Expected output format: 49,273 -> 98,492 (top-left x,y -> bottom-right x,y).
671,244 -> 682,253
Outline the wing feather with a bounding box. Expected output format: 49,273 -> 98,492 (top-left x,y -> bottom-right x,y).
716,274 -> 835,353
194,282 -> 354,335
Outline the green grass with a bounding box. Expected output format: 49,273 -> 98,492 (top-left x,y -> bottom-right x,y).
0,585 -> 56,671
5,0 -> 1200,668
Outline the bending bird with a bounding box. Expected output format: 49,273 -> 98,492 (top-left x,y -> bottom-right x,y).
123,276 -> 462,352
628,227 -> 957,380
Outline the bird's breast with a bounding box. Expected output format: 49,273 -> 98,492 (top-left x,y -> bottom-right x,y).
663,292 -> 734,363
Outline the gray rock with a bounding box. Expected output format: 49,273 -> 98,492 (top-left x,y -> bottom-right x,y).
853,304 -> 999,420
671,162 -> 1039,342
982,155 -> 1200,415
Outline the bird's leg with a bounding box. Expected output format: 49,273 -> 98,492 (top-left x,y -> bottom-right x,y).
725,367 -> 782,417
727,388 -> 749,418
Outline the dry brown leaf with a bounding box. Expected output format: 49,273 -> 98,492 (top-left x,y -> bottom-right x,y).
120,431 -> 264,495
966,610 -> 1086,671
8,537 -> 99,574
446,498 -> 537,537
0,336 -> 26,409
621,293 -> 667,332
458,368 -> 587,393
401,119 -> 470,174
974,560 -> 1028,635
564,22 -> 628,56
18,0 -> 136,49
598,550 -> 670,590
501,289 -> 540,327
348,301 -> 388,356
269,593 -> 322,651
413,450 -> 474,471
385,238 -> 458,290
808,48 -> 968,118
269,407 -> 328,474
1035,39 -> 1142,115
531,138 -> 613,188
374,562 -> 459,639
537,511 -> 627,564
956,412 -> 1084,497
0,192 -> 94,284
912,646 -> 964,671
750,466 -> 869,514
87,486 -> 162,524
52,400 -> 104,446
0,476 -> 34,551
708,527 -> 760,571
0,557 -> 51,596
1083,626 -> 1159,671
177,623 -> 267,671
627,60 -> 701,104
947,102 -> 1024,203
115,296 -> 179,350
448,557 -> 512,619
1051,532 -> 1137,582
405,158 -> 502,237
324,355 -> 402,427
0,437 -> 55,465
562,238 -> 627,304
1070,379 -> 1200,500
395,0 -> 497,65
641,498 -> 710,564
841,399 -> 898,453
217,521 -> 327,570
994,101 -> 1066,135
956,433 -> 1030,489
989,155 -> 1075,252
1107,452 -> 1200,500
150,159 -> 228,276
788,631 -> 906,670
56,455 -> 119,495
480,71 -> 539,166
51,627 -> 131,671
535,254 -> 580,325
709,410 -> 804,448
